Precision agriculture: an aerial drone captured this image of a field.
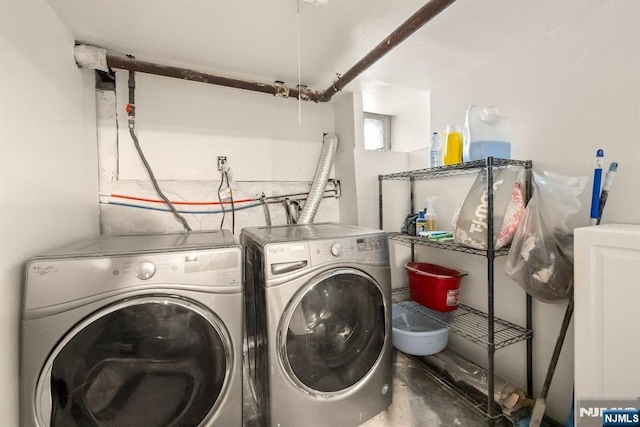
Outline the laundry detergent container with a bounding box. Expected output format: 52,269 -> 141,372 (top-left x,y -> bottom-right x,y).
462,105 -> 512,162
405,262 -> 467,312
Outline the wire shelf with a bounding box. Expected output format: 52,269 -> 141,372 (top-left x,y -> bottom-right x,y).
392,288 -> 532,350
407,354 -> 506,423
383,157 -> 535,426
378,158 -> 532,181
388,233 -> 512,257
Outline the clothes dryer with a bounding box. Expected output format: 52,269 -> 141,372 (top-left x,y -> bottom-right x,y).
21,231 -> 242,427
242,223 -> 392,427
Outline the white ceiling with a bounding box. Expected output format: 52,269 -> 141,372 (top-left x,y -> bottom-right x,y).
47,0 -> 607,113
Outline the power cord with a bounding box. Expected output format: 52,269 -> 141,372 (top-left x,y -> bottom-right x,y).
217,163 -> 236,234
217,169 -> 227,230
225,171 -> 235,234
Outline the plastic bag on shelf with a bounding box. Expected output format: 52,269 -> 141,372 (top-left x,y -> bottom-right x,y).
505,170 -> 587,303
453,166 -> 526,250
400,213 -> 418,236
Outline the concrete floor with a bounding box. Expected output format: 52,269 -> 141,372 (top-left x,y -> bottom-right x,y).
361,351 -> 512,427
244,350 -> 514,427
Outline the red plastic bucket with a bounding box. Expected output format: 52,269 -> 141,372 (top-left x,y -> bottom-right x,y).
405,262 -> 467,312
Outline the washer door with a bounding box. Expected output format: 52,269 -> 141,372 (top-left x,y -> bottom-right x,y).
37,296 -> 232,427
281,268 -> 386,394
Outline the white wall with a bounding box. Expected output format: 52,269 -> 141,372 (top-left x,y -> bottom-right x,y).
333,92 -> 360,226
362,84 -> 431,154
99,71 -> 339,235
390,91 -> 431,154
0,1 -> 100,424
114,72 -> 335,182
416,1 -> 639,423
355,88 -> 433,230
430,1 -> 640,227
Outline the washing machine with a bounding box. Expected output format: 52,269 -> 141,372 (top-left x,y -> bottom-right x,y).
241,223 -> 392,427
21,230 -> 243,427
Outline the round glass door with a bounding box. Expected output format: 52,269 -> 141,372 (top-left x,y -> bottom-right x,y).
38,296 -> 232,427
281,269 -> 386,394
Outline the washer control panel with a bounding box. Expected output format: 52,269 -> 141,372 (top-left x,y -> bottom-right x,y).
24,247 -> 242,313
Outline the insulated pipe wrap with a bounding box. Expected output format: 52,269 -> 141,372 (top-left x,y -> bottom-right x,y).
74,44 -> 109,72
297,134 -> 338,224
424,348 -> 528,411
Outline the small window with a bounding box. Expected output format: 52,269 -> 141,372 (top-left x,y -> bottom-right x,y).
363,112 -> 391,151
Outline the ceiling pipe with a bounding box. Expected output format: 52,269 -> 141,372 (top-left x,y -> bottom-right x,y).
104,0 -> 457,102
319,0 -> 457,101
106,55 -> 326,102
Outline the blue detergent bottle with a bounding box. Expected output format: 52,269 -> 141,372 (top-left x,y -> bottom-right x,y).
415,210 -> 426,236
463,105 -> 512,162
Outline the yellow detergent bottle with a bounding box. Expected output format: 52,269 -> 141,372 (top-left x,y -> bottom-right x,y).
443,124 -> 463,165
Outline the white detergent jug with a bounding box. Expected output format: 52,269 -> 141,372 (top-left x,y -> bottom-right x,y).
463,105 -> 512,162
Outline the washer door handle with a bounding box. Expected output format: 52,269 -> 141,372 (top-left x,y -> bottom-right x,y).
271,261 -> 308,275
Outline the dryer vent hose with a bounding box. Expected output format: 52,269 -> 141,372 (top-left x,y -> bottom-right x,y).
297,134 -> 338,224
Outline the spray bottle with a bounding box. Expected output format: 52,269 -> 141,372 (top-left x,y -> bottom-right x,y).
416,197 -> 439,236
424,197 -> 438,231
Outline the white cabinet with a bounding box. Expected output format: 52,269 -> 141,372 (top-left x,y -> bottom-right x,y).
574,224 -> 640,401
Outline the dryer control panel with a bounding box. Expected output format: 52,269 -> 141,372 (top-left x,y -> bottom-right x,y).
325,236 -> 388,256
309,235 -> 389,266
263,234 -> 389,279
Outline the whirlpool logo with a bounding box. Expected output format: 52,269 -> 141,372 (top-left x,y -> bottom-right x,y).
33,266 -> 58,276
268,246 -> 285,255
